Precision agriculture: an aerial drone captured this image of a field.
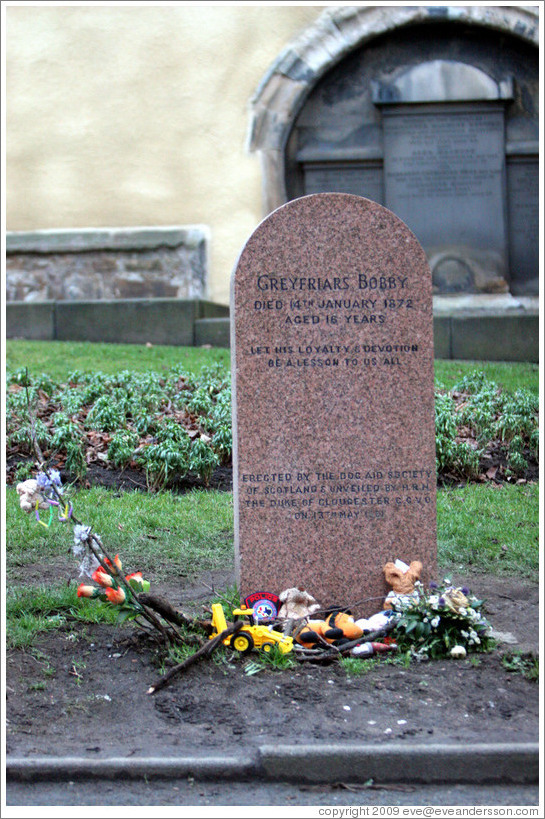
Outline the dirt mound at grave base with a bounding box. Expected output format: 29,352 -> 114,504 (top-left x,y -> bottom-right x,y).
6,570 -> 538,760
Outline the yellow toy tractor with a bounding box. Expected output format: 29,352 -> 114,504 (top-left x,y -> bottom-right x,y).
210,603 -> 294,655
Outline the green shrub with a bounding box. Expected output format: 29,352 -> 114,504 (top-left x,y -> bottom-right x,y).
107,429 -> 140,469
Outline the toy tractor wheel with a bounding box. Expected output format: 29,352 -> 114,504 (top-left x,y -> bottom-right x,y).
261,642 -> 275,653
230,632 -> 254,654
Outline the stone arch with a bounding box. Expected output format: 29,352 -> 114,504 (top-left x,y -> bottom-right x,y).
248,5 -> 539,214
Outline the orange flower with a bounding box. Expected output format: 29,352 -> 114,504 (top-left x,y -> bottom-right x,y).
104,554 -> 123,574
77,584 -> 101,598
105,586 -> 126,605
92,567 -> 115,588
125,571 -> 143,583
126,571 -> 150,593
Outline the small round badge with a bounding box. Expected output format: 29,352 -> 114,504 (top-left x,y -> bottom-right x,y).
251,599 -> 278,624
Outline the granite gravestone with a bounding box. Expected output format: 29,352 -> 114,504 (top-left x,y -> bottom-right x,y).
231,193 -> 436,616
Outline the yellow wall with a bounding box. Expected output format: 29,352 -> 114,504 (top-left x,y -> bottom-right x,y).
6,4 -> 322,304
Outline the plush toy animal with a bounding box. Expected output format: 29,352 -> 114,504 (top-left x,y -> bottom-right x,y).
278,587 -> 321,620
383,559 -> 423,610
16,479 -> 49,513
296,610 -> 364,648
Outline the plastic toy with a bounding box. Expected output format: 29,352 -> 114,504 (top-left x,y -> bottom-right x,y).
243,591 -> 280,624
296,609 -> 364,648
209,603 -> 294,655
351,641 -> 398,657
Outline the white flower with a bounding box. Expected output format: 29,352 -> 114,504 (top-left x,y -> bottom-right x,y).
458,607 -> 467,617
430,616 -> 440,628
72,525 -> 94,575
78,552 -> 100,578
429,595 -> 439,608
450,645 -> 467,659
73,524 -> 91,546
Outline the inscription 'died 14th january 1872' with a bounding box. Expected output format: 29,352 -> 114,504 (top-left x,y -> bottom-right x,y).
231,193 -> 437,614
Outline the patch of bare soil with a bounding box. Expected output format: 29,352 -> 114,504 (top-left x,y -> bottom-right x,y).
6,570 -> 539,760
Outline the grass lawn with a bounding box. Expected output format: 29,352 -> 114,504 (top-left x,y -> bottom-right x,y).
5,339 -> 540,394
4,340 -> 540,646
6,339 -> 230,381
5,477 -> 539,647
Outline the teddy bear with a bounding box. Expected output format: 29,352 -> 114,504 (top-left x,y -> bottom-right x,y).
295,609 -> 364,649
278,587 -> 321,620
383,559 -> 423,610
16,479 -> 50,513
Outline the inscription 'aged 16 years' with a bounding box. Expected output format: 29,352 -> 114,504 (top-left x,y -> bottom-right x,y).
231,193 -> 437,615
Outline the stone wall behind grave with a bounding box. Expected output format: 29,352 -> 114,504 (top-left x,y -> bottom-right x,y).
6,226 -> 209,303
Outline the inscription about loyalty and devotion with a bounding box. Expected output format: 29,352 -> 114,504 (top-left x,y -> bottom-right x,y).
252,273 -> 417,368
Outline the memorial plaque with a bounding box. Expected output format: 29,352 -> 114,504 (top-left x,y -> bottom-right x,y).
382,105 -> 508,284
506,156 -> 539,294
303,162 -> 384,204
231,193 -> 436,616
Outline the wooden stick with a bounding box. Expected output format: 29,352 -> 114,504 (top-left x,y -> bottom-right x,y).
295,629 -> 388,662
147,620 -> 243,695
138,593 -> 210,632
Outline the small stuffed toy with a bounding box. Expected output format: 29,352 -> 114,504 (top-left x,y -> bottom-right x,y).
383,559 -> 423,610
278,587 -> 321,620
16,479 -> 49,513
296,609 -> 364,648
356,609 -> 397,634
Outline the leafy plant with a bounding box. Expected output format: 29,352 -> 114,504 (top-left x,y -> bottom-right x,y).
85,393 -> 126,431
189,438 -> 219,485
434,392 -> 480,478
107,429 -> 140,469
135,419 -> 191,489
391,579 -> 495,660
50,412 -> 87,477
501,651 -> 539,681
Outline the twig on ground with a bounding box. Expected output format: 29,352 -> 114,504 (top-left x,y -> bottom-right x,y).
295,628 -> 387,662
138,593 -> 210,633
147,621 -> 243,695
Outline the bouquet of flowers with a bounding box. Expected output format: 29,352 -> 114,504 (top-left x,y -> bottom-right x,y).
391,578 -> 494,660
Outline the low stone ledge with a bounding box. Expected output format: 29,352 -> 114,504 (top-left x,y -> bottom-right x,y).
6,226 -> 209,303
258,742 -> 540,785
6,301 -> 538,361
6,298 -> 228,347
6,743 -> 539,785
5,301 -> 56,341
450,313 -> 538,363
6,226 -> 208,254
195,317 -> 231,348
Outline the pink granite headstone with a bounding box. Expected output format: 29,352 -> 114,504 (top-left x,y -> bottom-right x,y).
231,193 -> 436,617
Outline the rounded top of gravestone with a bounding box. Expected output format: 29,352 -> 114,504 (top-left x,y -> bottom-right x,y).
231,192 -> 430,288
